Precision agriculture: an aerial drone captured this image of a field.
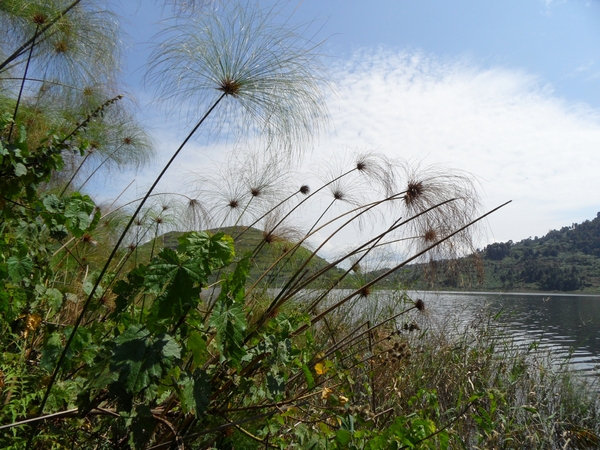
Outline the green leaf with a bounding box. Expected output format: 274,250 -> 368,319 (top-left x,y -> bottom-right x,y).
40,332 -> 63,372
130,404 -> 155,449
266,373 -> 286,400
7,255 -> 33,284
210,300 -> 247,367
301,364 -> 315,389
64,193 -> 96,238
112,264 -> 147,315
45,287 -> 63,311
146,242 -> 230,331
13,162 -> 27,177
42,194 -> 63,214
336,429 -> 352,446
109,325 -> 181,398
178,231 -> 234,271
187,331 -> 207,368
208,255 -> 250,367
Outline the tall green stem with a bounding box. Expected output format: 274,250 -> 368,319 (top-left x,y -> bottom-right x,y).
7,25 -> 39,141
27,92 -> 227,448
0,0 -> 83,74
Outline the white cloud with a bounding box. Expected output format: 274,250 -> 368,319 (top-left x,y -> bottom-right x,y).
100,48 -> 600,252
315,48 -> 600,244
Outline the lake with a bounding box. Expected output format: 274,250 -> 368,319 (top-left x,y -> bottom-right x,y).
411,291 -> 600,379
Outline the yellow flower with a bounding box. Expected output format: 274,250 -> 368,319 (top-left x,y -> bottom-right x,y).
315,362 -> 327,375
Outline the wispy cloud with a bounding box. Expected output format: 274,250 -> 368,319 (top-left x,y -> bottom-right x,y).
102,47 -> 600,250
317,48 -> 600,243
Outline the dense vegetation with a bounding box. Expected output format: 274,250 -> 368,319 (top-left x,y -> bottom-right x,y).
379,213 -> 600,293
479,213 -> 600,292
1,1 -> 599,449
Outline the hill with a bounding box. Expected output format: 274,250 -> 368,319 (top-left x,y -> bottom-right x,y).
147,226 -> 345,288
143,214 -> 600,294
476,212 -> 600,292
391,212 -> 600,293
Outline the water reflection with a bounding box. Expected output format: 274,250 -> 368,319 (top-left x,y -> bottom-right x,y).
410,291 -> 600,377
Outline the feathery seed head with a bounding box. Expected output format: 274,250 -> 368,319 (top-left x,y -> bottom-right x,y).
217,77 -> 243,97
262,231 -> 277,245
54,40 -> 69,54
332,189 -> 344,201
359,285 -> 371,298
414,298 -> 425,311
32,12 -> 48,25
424,228 -> 438,243
399,162 -> 482,265
356,159 -> 368,172
81,233 -> 97,246
147,0 -> 329,152
404,181 -> 424,206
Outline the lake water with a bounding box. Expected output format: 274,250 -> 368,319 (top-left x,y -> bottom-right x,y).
411,291 -> 600,379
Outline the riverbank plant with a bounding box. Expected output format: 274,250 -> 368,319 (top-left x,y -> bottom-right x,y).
4,1 -> 597,449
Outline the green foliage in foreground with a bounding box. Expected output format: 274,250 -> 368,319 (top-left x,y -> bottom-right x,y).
2,120 -> 600,447
152,227 -> 346,287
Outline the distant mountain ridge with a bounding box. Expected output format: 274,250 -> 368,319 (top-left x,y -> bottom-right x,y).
475,211 -> 600,292
398,212 -> 600,293
149,216 -> 600,293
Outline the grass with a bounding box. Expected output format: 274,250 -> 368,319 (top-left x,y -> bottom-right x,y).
255,292 -> 600,449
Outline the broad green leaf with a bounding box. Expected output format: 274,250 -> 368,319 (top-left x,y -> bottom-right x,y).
7,255 -> 33,284
177,374 -> 194,414
208,255 -> 250,367
112,264 -> 147,315
336,429 -> 352,446
210,301 -> 247,367
64,193 -> 96,238
266,373 -> 285,400
110,325 -> 181,397
177,231 -> 234,271
40,332 -> 63,372
45,287 -> 63,311
145,246 -> 217,330
42,194 -> 63,214
13,162 -> 27,177
187,331 -> 207,368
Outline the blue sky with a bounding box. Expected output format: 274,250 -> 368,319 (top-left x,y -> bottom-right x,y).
106,0 -> 600,254
307,0 -> 600,107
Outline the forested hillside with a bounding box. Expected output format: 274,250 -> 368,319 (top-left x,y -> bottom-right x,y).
478,212 -> 600,292
398,212 -> 600,292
